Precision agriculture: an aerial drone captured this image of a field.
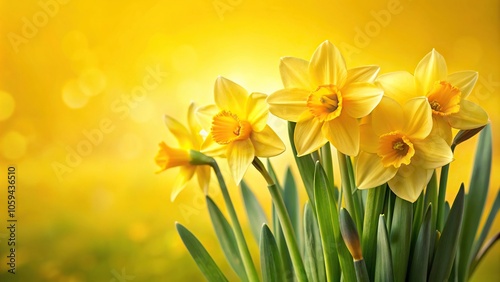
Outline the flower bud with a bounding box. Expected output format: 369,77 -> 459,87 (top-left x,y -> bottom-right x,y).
340,208 -> 363,261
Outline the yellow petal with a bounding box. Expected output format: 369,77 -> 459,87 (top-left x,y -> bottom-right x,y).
322,114 -> 360,156
164,115 -> 193,149
356,151 -> 397,189
187,102 -> 203,147
309,40 -> 347,87
403,97 -> 432,139
214,76 -> 248,116
447,71 -> 478,99
412,136 -> 453,169
155,142 -> 191,171
280,57 -> 313,89
341,82 -> 383,118
171,166 -> 196,201
345,65 -> 380,84
360,122 -> 378,153
447,100 -> 489,130
267,88 -> 309,122
227,139 -> 255,184
375,71 -> 417,105
294,112 -> 327,156
245,92 -> 268,132
250,125 -> 286,157
388,165 -> 433,203
201,133 -> 226,157
196,166 -> 211,194
372,96 -> 404,136
196,104 -> 218,131
415,49 -> 448,96
431,116 -> 453,145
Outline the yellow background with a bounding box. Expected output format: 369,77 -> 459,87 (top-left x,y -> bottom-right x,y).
0,0 -> 499,281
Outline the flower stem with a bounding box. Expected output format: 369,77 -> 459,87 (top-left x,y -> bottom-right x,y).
210,160 -> 259,282
437,145 -> 455,231
320,143 -> 334,184
337,152 -> 362,234
252,157 -> 308,282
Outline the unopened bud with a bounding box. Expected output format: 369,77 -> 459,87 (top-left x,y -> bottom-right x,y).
340,208 -> 363,261
452,124 -> 487,147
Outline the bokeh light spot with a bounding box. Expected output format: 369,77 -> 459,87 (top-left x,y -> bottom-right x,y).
78,68 -> 107,97
171,45 -> 198,73
1,131 -> 27,160
62,80 -> 89,109
0,91 -> 15,121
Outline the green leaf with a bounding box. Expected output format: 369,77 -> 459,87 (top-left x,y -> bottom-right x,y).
176,223 -> 229,282
458,124 -> 492,281
425,170 -> 438,233
260,224 -> 286,282
284,167 -> 301,249
303,202 -> 326,282
375,215 -> 393,282
288,121 -> 316,204
206,196 -> 247,281
429,185 -> 465,281
361,184 -> 387,280
240,180 -> 269,243
390,196 -> 413,282
408,204 -> 433,282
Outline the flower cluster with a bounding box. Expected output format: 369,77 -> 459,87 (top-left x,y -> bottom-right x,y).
156,40 -> 488,202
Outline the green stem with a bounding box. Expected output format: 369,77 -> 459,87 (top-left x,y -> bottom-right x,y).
437,145 -> 455,231
337,152 -> 362,234
253,158 -> 308,282
320,143 -> 334,184
210,160 -> 260,282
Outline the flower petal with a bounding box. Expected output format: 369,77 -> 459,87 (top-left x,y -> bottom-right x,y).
447,71 -> 478,99
164,115 -> 193,149
375,71 -> 417,105
448,100 -> 489,129
187,102 -> 203,147
412,136 -> 453,169
294,112 -> 327,156
403,97 -> 432,139
214,76 -> 248,116
388,165 -> 433,203
196,104 -> 218,131
280,57 -> 313,89
341,82 -> 383,118
309,41 -> 347,87
372,96 -> 404,135
250,125 -> 285,157
196,166 -> 211,194
267,88 -> 309,122
227,139 -> 255,184
431,116 -> 453,145
201,133 -> 226,157
360,121 -> 378,153
171,166 -> 196,201
356,151 -> 398,189
415,49 -> 448,96
345,65 -> 380,84
245,92 -> 268,132
322,114 -> 360,156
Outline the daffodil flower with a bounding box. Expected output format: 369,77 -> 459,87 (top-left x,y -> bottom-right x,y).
267,40 -> 383,156
155,103 -> 211,201
196,77 -> 285,184
375,49 -> 489,144
356,97 -> 453,202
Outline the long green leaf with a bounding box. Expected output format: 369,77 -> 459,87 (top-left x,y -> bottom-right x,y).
425,170 -> 438,233
240,180 -> 269,243
390,196 -> 413,282
284,167 -> 301,249
176,223 -> 229,282
206,196 -> 247,281
303,202 -> 326,282
409,204 -> 432,282
429,185 -> 465,281
260,224 -> 286,282
375,215 -> 393,282
458,124 -> 492,281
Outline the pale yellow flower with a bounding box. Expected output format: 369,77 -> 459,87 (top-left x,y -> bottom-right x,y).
196,77 -> 285,184
267,40 -> 383,156
356,97 -> 453,202
155,102 -> 211,201
375,49 -> 489,144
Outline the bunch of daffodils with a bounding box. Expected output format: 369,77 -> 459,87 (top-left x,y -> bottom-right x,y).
156,41 -> 497,282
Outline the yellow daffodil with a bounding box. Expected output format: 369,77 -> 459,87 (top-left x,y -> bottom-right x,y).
155,102 -> 211,201
375,49 -> 489,144
196,77 -> 285,184
267,40 -> 384,156
356,97 -> 453,202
